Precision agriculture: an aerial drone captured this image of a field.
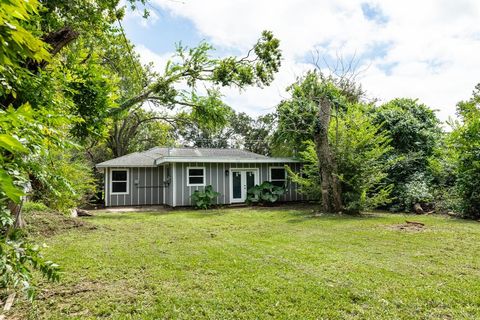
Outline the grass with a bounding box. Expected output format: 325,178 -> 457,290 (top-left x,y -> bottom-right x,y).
16,205 -> 480,319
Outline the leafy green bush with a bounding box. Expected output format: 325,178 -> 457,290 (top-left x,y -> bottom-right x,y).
0,228 -> 60,300
450,86 -> 480,218
30,149 -> 96,213
246,181 -> 286,205
22,202 -> 52,214
372,98 -> 442,212
285,144 -> 321,201
191,185 -> 220,209
397,173 -> 434,212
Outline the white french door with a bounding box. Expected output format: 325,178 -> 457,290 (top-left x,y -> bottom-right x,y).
230,169 -> 258,203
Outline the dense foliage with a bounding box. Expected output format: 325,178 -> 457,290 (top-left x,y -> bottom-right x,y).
246,181 -> 286,205
191,185 -> 220,209
176,111 -> 275,155
372,98 -> 442,212
284,103 -> 394,213
276,71 -> 392,213
450,85 -> 480,218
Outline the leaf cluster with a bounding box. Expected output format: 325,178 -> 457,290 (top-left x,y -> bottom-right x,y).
191,185 -> 220,210
246,181 -> 286,205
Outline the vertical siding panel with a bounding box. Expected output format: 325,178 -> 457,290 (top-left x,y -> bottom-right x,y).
108,169 -> 111,207
105,169 -> 109,207
150,168 -> 153,205
160,166 -> 163,204
181,163 -> 185,206
141,167 -> 145,205
161,166 -> 164,204
145,168 -> 151,205
156,167 -> 160,204
138,168 -> 147,205
226,163 -> 230,204
141,168 -> 145,205
212,163 -> 218,204
219,163 -> 224,204
135,167 -> 139,205
166,167 -> 170,205
131,167 -> 136,205
152,168 -> 157,204
162,166 -> 166,204
187,163 -> 191,206
180,163 -> 184,206
156,167 -> 159,205
171,177 -> 174,205
172,163 -> 176,207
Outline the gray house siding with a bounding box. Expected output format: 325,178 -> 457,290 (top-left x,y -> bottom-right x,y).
104,162 -> 303,207
164,164 -> 174,207
106,167 -> 165,207
171,162 -> 302,207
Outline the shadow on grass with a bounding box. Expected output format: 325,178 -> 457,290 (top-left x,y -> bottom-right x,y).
183,209 -> 230,219
285,210 -> 380,224
94,210 -> 175,220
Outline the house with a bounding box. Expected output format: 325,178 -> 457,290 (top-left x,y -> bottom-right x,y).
96,147 -> 303,207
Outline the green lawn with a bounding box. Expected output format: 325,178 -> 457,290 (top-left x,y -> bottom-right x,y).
19,206 -> 480,319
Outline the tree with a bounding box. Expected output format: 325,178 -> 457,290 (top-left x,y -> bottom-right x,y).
176,111 -> 275,155
0,0 -> 63,299
103,31 -> 282,157
450,84 -> 480,218
285,103 -> 394,213
107,109 -> 176,158
276,70 -> 363,212
372,98 -> 442,211
0,0 -> 161,299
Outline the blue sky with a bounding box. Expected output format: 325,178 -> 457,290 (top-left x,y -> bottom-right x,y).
122,0 -> 480,121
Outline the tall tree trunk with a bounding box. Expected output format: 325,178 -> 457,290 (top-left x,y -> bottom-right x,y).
314,99 -> 343,213
8,200 -> 26,229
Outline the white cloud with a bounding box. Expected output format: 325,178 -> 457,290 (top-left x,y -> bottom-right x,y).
130,0 -> 480,121
134,44 -> 175,74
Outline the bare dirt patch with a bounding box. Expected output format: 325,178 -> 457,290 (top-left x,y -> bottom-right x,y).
388,220 -> 426,231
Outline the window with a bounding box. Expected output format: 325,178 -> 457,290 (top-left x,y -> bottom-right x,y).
187,167 -> 205,186
111,169 -> 128,194
270,167 -> 286,187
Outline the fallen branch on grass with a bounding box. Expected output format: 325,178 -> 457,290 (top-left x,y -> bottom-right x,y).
405,220 -> 425,227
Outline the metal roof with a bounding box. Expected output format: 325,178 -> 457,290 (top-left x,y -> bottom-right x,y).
96,147 -> 299,168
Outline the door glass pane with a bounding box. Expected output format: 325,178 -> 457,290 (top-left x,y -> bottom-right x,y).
246,171 -> 255,192
232,171 -> 242,199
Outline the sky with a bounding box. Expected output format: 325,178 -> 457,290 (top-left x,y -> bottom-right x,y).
122,0 -> 480,122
